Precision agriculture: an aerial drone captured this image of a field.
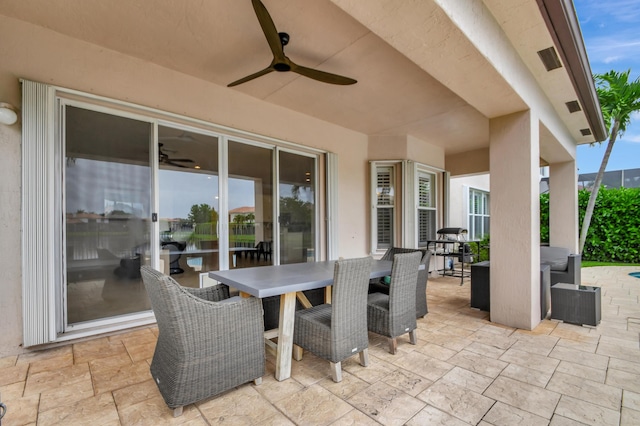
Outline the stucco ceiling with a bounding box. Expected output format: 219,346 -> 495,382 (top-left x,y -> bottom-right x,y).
0,0 -> 593,156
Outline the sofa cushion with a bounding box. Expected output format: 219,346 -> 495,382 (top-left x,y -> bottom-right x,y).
540,246 -> 569,271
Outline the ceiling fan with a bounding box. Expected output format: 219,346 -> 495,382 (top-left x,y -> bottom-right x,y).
158,143 -> 194,168
158,132 -> 197,143
228,0 -> 357,87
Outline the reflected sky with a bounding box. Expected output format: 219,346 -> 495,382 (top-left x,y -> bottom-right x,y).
65,159 -> 256,219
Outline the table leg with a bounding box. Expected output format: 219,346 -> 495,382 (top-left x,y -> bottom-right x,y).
275,292 -> 296,381
296,291 -> 312,309
324,285 -> 332,304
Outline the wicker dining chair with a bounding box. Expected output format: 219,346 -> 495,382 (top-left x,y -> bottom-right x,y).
140,266 -> 265,417
368,247 -> 432,318
292,256 -> 373,382
261,288 -> 325,331
367,251 -> 422,354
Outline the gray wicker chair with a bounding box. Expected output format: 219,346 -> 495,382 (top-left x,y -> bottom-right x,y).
140,266 -> 265,417
292,256 -> 373,382
262,288 -> 325,330
367,251 -> 422,354
368,247 -> 431,318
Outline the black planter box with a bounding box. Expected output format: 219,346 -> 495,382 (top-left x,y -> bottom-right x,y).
551,283 -> 601,327
471,261 -> 491,311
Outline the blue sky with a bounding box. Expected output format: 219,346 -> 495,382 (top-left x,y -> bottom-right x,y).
573,0 -> 640,174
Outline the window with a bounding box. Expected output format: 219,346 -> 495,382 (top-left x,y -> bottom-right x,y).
468,188 -> 490,240
371,162 -> 396,253
375,165 -> 395,250
371,161 -> 440,253
417,171 -> 437,246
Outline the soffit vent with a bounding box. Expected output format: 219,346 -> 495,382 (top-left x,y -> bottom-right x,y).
580,128 -> 592,136
537,46 -> 563,71
566,100 -> 581,113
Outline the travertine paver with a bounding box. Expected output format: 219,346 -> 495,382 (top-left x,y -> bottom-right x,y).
0,266 -> 638,425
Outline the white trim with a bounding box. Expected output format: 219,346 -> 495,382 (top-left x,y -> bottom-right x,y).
326,153 -> 339,260
463,184 -> 471,232
274,148 -> 281,264
443,171 -> 451,228
22,81 -> 58,346
21,79 -> 325,155
219,136 -> 230,270
402,160 -> 417,247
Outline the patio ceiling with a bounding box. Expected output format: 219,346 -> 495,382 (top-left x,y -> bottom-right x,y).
0,0 -> 599,157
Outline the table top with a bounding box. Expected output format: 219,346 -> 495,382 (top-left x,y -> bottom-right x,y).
208,259 -> 393,298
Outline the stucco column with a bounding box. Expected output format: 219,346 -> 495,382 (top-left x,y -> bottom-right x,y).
489,111 -> 540,330
548,161 -> 579,252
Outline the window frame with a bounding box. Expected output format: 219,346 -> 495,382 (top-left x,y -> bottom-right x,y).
467,187 -> 490,241
370,161 -> 400,255
416,169 -> 437,248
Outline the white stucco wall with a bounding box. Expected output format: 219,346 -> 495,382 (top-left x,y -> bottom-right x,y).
0,121 -> 22,356
0,0 -> 587,352
0,15 -> 383,356
448,174 -> 490,229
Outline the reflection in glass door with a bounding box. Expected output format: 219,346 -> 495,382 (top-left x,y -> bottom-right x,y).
227,140 -> 273,268
279,151 -> 316,264
64,106 -> 152,325
158,126 -> 219,288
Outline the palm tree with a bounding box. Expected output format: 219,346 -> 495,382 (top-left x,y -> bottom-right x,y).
579,69 -> 640,253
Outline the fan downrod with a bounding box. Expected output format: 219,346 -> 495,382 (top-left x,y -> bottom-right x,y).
279,32 -> 289,46
273,32 -> 291,72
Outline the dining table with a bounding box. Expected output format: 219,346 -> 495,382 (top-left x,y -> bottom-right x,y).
208,259 -> 394,381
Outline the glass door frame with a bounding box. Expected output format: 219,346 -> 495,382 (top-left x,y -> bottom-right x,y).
59,98 -> 159,333
275,146 -> 320,264
55,96 -> 325,335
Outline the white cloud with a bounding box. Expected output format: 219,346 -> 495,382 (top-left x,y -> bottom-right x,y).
620,133 -> 640,143
576,0 -> 640,24
586,36 -> 640,61
575,0 -> 640,73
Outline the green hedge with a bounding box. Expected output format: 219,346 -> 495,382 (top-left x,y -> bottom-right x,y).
540,187 -> 640,263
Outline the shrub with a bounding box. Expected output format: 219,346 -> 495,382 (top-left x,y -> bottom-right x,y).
541,187 -> 640,263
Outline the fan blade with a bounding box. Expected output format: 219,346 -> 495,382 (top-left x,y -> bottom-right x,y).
252,0 -> 285,61
167,158 -> 194,163
228,66 -> 274,87
166,161 -> 189,168
290,62 -> 357,85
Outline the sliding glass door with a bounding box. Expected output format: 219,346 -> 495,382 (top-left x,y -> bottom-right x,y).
64,106 -> 152,325
279,150 -> 316,264
227,140 -> 274,268
157,126 -> 219,288
62,103 -> 320,330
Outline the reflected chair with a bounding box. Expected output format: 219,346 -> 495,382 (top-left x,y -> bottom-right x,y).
369,247 -> 432,318
256,240 -> 273,262
292,256 -> 373,382
367,251 -> 422,354
140,266 -> 265,417
160,241 -> 186,274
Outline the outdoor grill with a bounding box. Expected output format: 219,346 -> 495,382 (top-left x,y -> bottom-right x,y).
428,227 -> 474,284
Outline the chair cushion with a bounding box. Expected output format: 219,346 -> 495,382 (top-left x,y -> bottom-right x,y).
367,292 -> 390,310
217,296 -> 243,304
540,246 -> 569,271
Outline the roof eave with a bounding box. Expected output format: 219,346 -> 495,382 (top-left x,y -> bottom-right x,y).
536,0 -> 607,142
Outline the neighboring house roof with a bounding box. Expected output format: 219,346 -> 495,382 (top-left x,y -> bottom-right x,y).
229,206 -> 255,214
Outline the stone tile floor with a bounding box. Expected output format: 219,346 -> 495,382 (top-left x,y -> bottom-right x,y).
1,266 -> 639,425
